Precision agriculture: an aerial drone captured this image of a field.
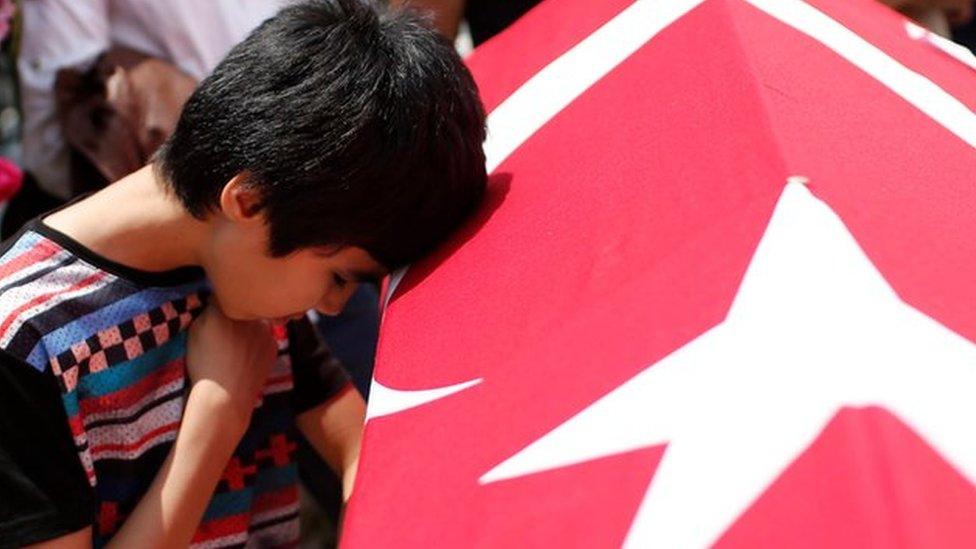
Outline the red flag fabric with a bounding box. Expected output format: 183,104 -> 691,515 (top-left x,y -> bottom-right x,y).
343,0 -> 976,546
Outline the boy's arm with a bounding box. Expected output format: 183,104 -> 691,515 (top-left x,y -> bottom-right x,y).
10,304 -> 276,549
105,381 -> 261,547
26,381 -> 252,549
106,304 -> 277,548
286,316 -> 365,500
24,381 -> 260,549
296,388 -> 366,501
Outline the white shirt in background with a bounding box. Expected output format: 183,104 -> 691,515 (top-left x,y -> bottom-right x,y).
18,0 -> 293,199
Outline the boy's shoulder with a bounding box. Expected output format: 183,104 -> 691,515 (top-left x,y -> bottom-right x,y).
0,228 -> 108,367
0,226 -> 206,373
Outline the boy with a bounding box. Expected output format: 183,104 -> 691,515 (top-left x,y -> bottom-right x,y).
0,0 -> 486,547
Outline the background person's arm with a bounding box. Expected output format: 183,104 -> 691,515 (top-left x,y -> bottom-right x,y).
392,0 -> 466,39
881,0 -> 973,23
878,0 -> 974,35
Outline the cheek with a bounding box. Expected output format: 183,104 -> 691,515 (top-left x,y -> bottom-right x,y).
258,260 -> 329,305
208,257 -> 291,311
274,272 -> 323,302
206,259 -> 267,315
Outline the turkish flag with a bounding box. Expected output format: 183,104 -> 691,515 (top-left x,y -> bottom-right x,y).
343,0 -> 976,546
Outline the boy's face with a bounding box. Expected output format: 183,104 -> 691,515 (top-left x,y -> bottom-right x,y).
206,240 -> 385,322
201,178 -> 388,321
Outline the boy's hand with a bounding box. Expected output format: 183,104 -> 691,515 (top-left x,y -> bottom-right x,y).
186,302 -> 277,428
104,304 -> 277,548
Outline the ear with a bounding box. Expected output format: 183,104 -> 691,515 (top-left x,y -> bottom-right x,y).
219,172 -> 265,223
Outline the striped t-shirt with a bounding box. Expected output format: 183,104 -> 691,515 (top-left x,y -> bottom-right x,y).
0,220 -> 351,548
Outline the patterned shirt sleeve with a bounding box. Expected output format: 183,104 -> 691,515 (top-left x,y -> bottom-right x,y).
0,351 -> 95,546
287,316 -> 353,414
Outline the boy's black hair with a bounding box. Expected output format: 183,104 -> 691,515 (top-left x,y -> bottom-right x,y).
155,0 -> 486,269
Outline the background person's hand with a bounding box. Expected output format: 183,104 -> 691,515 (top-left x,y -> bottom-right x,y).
186,301 -> 278,428
879,0 -> 974,29
935,0 -> 974,25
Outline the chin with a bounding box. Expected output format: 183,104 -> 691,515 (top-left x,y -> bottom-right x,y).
217,297 -> 304,323
225,312 -> 255,321
241,310 -> 303,323
219,304 -> 259,321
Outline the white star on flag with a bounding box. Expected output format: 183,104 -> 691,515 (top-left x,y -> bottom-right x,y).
480,180 -> 976,547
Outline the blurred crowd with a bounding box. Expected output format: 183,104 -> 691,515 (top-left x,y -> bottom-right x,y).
0,0 -> 970,546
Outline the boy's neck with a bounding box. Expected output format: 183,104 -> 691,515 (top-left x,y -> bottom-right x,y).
43,165 -> 208,273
